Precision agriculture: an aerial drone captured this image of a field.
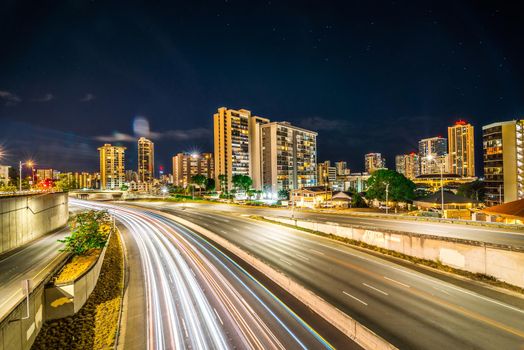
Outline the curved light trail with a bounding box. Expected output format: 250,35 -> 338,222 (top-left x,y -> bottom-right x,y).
71,198 -> 333,350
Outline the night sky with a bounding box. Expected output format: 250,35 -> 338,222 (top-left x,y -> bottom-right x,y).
2,1 -> 524,174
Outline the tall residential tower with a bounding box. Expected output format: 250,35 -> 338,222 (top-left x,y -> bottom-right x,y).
98,144 -> 126,190
138,137 -> 155,183
483,120 -> 524,206
448,120 -> 475,177
261,121 -> 317,193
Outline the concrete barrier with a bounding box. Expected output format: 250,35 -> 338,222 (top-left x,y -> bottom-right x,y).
158,211 -> 397,350
0,192 -> 69,255
44,234 -> 110,320
0,282 -> 45,350
266,216 -> 524,289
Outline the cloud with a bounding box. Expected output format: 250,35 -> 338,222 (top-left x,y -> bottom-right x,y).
32,93 -> 54,102
94,132 -> 136,142
80,93 -> 95,102
298,116 -> 349,131
94,128 -> 211,143
0,90 -> 21,106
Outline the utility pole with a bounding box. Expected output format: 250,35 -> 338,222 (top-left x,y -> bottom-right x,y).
385,183 -> 389,214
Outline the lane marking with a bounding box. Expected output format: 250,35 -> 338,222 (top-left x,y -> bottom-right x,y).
343,291 -> 368,306
363,283 -> 388,295
432,286 -> 450,296
384,276 -> 410,288
295,253 -> 310,262
309,249 -> 325,255
279,258 -> 293,266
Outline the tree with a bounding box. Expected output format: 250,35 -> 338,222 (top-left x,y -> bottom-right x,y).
278,189 -> 289,200
55,174 -> 77,192
350,192 -> 368,208
59,210 -> 112,256
457,180 -> 485,201
218,174 -> 228,193
365,169 -> 415,203
191,174 -> 207,196
232,174 -> 253,192
205,178 -> 216,192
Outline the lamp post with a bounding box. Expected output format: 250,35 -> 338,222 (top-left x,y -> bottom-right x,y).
19,160 -> 33,192
385,182 -> 390,214
426,155 -> 445,218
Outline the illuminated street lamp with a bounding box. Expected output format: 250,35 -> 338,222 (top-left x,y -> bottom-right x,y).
426,155 -> 445,218
19,160 -> 34,192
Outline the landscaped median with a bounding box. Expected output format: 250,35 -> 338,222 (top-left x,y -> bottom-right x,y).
31,210 -> 124,350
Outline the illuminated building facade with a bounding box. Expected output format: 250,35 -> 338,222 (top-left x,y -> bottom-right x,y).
98,143 -> 126,190
261,122 -> 317,193
364,153 -> 385,173
418,136 -> 448,175
395,153 -> 420,179
138,137 -> 155,183
214,107 -> 269,191
483,120 -> 524,206
317,160 -> 336,186
448,120 -> 475,177
172,152 -> 214,188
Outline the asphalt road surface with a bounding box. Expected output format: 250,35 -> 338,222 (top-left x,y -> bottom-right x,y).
140,203 -> 524,350
73,199 -> 355,350
0,227 -> 68,322
165,202 -> 524,248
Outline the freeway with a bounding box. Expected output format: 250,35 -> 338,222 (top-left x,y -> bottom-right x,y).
142,203 -> 524,350
72,199 -> 354,350
161,202 -> 524,248
0,227 -> 68,321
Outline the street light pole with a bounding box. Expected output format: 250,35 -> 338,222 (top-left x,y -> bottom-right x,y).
439,163 -> 444,218
385,183 -> 389,214
19,161 -> 22,192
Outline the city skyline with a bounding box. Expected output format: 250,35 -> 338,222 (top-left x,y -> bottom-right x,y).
3,2 -> 524,172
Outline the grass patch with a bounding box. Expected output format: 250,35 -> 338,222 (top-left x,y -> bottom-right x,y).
55,249 -> 100,284
32,231 -> 124,350
252,216 -> 524,295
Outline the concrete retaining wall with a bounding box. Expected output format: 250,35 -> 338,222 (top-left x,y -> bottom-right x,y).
0,192 -> 69,255
45,234 -> 110,320
0,278 -> 47,350
267,216 -> 524,289
161,211 -> 397,350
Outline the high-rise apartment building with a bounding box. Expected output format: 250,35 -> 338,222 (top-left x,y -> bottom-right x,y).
335,161 -> 349,176
419,136 -> 448,175
364,153 -> 385,173
138,137 -> 155,183
214,107 -> 269,191
172,152 -> 214,188
483,120 -> 524,206
395,153 -> 420,179
98,143 -> 126,190
448,120 -> 475,177
317,160 -> 336,186
261,122 -> 317,193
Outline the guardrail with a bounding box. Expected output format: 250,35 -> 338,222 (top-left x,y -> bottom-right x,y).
300,208 -> 524,230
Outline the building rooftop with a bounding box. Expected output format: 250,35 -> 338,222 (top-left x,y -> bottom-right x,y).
481,198 -> 524,220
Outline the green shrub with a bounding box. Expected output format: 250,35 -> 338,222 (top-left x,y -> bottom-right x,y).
59,210 -> 112,255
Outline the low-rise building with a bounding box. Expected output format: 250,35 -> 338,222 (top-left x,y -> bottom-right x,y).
290,186 -> 332,208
